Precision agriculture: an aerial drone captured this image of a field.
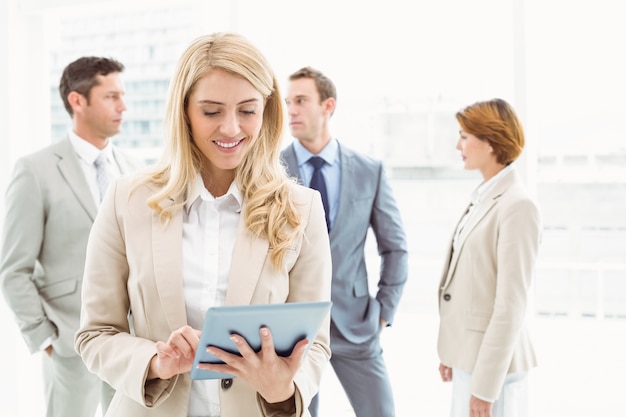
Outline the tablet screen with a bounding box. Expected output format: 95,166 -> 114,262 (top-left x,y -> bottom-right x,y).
190,301 -> 331,380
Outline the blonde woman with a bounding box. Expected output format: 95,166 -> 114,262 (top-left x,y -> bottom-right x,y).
75,32 -> 331,417
437,99 -> 542,417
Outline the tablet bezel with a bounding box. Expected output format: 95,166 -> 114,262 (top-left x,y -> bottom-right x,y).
190,301 -> 331,380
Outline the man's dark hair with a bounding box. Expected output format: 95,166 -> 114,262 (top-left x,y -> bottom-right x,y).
59,56 -> 124,116
289,66 -> 337,103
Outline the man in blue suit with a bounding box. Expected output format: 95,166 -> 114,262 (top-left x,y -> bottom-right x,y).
281,67 -> 408,417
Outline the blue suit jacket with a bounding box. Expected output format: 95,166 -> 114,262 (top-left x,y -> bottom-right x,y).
281,141 -> 408,343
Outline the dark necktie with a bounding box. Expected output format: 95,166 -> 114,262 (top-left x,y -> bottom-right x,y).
308,156 -> 330,231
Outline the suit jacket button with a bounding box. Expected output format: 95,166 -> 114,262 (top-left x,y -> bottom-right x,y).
221,378 -> 233,390
443,293 -> 451,301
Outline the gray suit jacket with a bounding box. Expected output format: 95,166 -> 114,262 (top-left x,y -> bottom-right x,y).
281,141 -> 408,344
0,137 -> 143,357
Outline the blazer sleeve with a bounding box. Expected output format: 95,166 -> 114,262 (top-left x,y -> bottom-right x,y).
0,157 -> 56,352
255,187 -> 332,416
75,178 -> 176,408
471,197 -> 542,400
370,163 -> 408,325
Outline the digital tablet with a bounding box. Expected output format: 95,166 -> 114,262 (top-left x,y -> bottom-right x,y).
190,301 -> 332,380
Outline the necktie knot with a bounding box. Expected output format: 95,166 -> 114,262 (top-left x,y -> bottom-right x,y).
94,153 -> 107,168
308,156 -> 325,170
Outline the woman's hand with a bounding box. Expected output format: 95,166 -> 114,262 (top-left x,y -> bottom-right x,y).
439,363 -> 452,382
197,326 -> 308,403
148,325 -> 201,380
470,395 -> 493,417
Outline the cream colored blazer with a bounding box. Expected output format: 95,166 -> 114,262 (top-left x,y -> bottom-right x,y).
437,168 -> 542,401
75,175 -> 332,417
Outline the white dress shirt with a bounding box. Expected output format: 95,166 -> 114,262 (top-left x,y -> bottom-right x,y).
68,131 -> 121,206
292,138 -> 341,229
453,164 -> 514,251
183,174 -> 242,417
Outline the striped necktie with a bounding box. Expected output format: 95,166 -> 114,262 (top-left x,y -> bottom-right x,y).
94,152 -> 112,202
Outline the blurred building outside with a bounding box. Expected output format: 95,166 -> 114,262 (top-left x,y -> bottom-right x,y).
1,0 -> 625,416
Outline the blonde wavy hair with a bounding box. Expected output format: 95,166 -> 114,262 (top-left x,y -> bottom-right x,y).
134,32 -> 302,269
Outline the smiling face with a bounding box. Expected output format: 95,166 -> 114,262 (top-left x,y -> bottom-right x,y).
186,69 -> 264,192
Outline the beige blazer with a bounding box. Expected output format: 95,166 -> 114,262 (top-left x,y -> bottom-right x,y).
75,175 -> 332,417
437,168 -> 542,401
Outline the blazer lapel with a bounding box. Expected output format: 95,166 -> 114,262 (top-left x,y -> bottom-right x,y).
283,141 -> 349,240
150,193 -> 269,327
54,138 -> 98,221
224,207 -> 269,305
439,211 -> 468,290
112,147 -> 135,174
331,144 -> 356,239
441,170 -> 518,290
456,197 -> 497,249
282,144 -> 302,185
465,169 -> 518,244
152,197 -> 188,330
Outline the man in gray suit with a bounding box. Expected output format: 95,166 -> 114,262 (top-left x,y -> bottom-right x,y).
0,57 -> 142,417
281,67 -> 408,417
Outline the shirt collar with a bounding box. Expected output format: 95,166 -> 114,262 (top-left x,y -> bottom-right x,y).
471,163 -> 514,205
293,137 -> 339,167
68,130 -> 113,164
185,173 -> 243,214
